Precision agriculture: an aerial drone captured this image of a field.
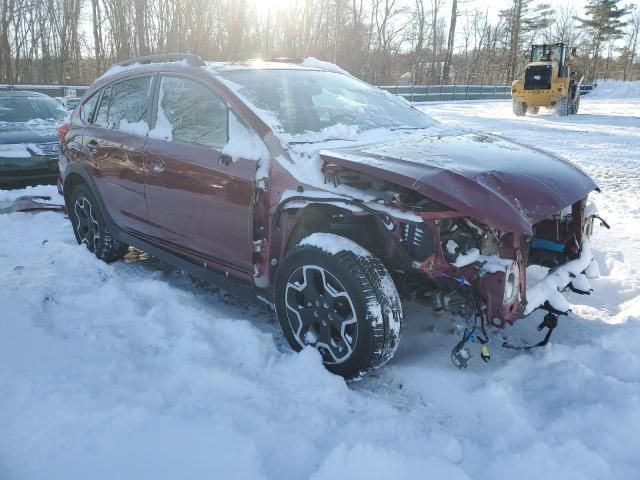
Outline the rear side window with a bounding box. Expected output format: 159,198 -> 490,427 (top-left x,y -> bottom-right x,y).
79,93 -> 99,124
93,76 -> 152,131
150,76 -> 227,148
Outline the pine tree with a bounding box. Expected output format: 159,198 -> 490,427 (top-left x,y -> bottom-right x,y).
501,1 -> 554,81
577,0 -> 631,79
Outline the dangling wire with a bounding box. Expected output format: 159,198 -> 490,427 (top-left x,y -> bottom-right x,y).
451,290 -> 490,368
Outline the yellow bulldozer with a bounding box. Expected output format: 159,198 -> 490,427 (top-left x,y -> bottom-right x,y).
511,43 -> 581,116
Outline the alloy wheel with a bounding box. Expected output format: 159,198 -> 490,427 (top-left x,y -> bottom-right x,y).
284,265 -> 358,364
74,197 -> 101,252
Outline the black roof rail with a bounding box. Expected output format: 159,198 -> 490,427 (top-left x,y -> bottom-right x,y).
114,53 -> 205,68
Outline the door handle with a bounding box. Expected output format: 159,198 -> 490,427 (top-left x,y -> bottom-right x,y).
219,154 -> 232,166
149,157 -> 166,173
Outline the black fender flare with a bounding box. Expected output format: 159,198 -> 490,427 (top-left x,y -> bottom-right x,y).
62,163 -> 122,240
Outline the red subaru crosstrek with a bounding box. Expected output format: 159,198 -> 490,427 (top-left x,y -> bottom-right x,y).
58,54 -> 603,378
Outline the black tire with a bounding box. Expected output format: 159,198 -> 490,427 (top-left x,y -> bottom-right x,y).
274,236 -> 402,379
512,100 -> 527,116
570,93 -> 580,114
68,184 -> 129,263
556,95 -> 570,116
529,106 -> 540,115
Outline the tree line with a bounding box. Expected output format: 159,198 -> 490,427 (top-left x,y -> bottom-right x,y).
0,0 -> 638,86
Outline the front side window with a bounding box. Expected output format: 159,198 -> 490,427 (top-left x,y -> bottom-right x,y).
150,75 -> 227,148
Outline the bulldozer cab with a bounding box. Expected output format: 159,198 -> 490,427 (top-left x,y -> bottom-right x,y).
530,43 -> 569,77
531,44 -> 565,64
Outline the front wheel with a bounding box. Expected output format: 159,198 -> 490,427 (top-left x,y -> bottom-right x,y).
274,234 -> 402,379
556,95 -> 570,116
512,100 -> 527,116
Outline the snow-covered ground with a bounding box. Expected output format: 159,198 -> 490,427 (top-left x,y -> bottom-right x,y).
2,94 -> 640,479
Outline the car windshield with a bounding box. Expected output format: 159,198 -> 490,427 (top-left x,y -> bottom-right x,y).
0,96 -> 67,122
219,69 -> 434,139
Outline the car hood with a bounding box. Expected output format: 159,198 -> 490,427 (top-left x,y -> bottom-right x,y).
0,121 -> 58,145
319,132 -> 598,234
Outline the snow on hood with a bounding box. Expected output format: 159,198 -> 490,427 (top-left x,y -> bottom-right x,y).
0,119 -> 59,151
319,132 -> 598,234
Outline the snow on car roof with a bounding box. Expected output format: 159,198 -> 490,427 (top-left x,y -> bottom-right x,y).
205,59 -> 321,74
97,56 -> 351,84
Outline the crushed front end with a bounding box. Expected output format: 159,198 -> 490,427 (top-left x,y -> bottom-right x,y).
395,196 -> 607,367
410,197 -> 605,323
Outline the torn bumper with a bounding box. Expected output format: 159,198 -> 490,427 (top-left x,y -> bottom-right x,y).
523,240 -> 598,315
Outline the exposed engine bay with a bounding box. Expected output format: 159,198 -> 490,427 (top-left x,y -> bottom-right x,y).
299,160 -> 607,369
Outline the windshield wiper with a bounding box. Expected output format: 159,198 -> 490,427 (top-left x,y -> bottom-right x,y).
389,126 -> 429,131
288,138 -> 358,145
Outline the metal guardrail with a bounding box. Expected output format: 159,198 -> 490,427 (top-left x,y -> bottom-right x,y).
380,83 -> 594,102
0,84 -> 90,98
1,81 -> 594,102
379,84 -> 512,102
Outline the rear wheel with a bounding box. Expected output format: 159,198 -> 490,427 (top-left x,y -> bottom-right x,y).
512,100 -> 527,116
528,106 -> 540,115
69,184 -> 129,263
556,95 -> 570,116
274,235 -> 402,379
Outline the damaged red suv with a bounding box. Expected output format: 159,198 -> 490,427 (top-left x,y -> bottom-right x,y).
58,54 -> 604,378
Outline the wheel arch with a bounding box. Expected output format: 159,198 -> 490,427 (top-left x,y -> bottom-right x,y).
272,202 -> 400,280
62,164 -> 120,238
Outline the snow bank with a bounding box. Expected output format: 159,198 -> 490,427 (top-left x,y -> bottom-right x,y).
588,80 -> 640,99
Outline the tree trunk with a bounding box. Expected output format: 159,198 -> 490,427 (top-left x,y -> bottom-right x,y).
442,0 -> 457,84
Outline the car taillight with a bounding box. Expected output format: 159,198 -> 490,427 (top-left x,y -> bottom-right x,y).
58,123 -> 71,142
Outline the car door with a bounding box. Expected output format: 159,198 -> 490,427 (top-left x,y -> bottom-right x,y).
82,75 -> 154,236
60,90 -> 100,176
144,74 -> 257,279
